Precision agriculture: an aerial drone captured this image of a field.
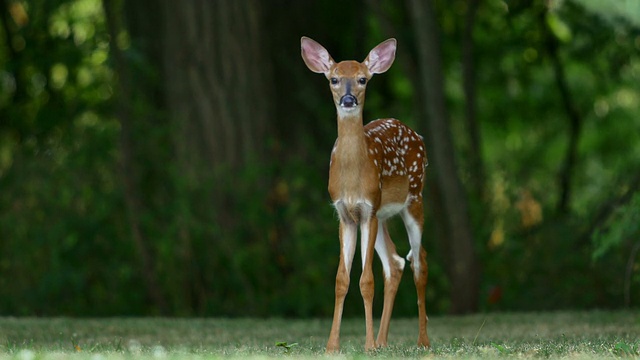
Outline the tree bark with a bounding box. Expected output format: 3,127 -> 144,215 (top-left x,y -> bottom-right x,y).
406,0 -> 480,313
161,0 -> 270,171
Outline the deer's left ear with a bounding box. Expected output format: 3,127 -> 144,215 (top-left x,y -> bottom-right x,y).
364,38 -> 396,74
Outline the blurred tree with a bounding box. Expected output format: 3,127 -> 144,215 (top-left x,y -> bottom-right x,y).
103,0 -> 277,314
461,0 -> 485,200
406,0 -> 480,314
103,0 -> 168,314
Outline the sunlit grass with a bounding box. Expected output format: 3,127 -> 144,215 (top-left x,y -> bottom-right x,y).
0,311 -> 638,359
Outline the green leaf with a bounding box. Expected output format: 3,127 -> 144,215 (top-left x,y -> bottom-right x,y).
546,13 -> 572,43
491,342 -> 509,354
275,341 -> 298,352
613,341 -> 634,355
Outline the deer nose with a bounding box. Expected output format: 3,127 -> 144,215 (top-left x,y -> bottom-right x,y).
340,94 -> 358,108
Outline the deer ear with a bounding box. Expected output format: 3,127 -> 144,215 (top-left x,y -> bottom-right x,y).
301,37 -> 335,74
364,38 -> 396,74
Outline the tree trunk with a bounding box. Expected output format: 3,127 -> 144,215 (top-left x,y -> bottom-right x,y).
159,0 -> 272,312
161,0 -> 270,171
406,0 -> 480,313
110,0 -> 275,315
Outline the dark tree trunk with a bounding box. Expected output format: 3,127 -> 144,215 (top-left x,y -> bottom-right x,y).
110,0 -> 278,315
462,0 -> 485,200
158,0 -> 273,312
406,0 -> 480,314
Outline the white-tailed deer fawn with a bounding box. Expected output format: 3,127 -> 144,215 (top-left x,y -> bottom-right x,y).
300,37 -> 430,352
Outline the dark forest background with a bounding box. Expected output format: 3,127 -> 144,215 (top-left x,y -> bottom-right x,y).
1,0 -> 639,317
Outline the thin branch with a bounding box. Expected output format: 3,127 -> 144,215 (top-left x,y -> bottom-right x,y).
541,10 -> 584,214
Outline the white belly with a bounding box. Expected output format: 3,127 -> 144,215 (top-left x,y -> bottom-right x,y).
376,202 -> 407,220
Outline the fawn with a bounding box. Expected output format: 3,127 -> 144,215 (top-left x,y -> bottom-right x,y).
300,37 -> 430,352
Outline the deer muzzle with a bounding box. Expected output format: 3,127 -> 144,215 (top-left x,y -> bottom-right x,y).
340,94 -> 358,108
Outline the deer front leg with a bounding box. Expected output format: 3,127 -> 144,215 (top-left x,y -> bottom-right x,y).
360,215 -> 378,351
326,220 -> 356,353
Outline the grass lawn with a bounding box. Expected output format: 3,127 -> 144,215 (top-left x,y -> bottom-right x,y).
0,311 -> 638,359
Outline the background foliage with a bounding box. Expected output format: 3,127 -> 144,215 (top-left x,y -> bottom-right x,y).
1,0 -> 639,317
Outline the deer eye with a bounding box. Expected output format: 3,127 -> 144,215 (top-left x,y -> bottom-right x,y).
358,77 -> 367,85
330,78 -> 339,85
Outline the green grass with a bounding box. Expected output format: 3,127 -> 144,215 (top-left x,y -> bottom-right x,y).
0,311 -> 638,359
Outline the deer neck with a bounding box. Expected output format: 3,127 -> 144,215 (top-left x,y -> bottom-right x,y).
331,110 -> 373,203
335,111 -> 367,164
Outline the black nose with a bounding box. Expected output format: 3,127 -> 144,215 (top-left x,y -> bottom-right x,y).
340,94 -> 357,108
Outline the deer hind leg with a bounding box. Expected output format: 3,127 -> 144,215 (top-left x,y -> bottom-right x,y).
374,220 -> 405,347
326,220 -> 357,353
401,200 -> 430,348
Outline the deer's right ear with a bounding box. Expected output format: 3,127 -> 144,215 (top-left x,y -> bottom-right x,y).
301,37 -> 334,75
